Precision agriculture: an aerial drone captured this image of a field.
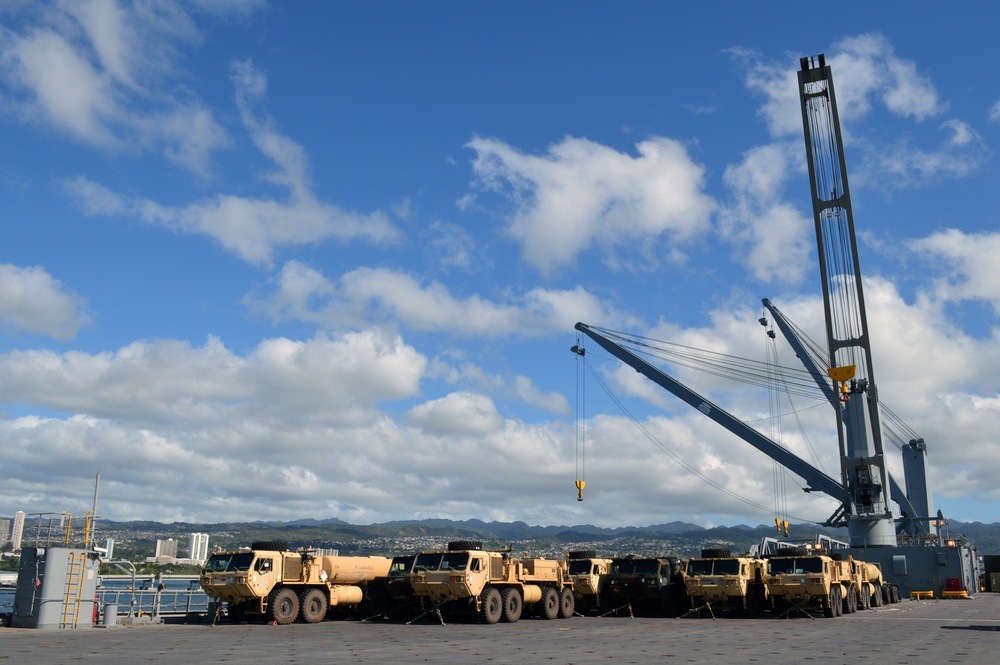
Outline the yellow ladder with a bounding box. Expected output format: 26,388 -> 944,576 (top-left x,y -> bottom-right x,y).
61,551 -> 87,628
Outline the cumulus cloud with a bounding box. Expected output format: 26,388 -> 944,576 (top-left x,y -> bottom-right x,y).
718,142 -> 814,284
250,260 -> 641,336
736,35 -> 983,191
406,392 -> 504,436
0,329 -> 425,425
63,61 -> 399,266
908,229 -> 1000,312
464,135 -> 716,275
0,0 -> 232,176
0,263 -> 90,339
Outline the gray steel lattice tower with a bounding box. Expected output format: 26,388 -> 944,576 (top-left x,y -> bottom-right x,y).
798,55 -> 896,547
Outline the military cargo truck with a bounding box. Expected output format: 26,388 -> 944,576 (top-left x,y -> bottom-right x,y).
684,548 -> 768,617
565,550 -> 612,614
603,556 -> 689,617
200,541 -> 392,624
408,541 -> 574,624
764,548 -> 860,617
850,557 -> 900,608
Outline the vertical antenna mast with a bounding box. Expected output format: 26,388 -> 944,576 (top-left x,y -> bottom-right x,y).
798,55 -> 896,546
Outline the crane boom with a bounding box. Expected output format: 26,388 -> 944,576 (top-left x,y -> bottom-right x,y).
762,298 -> 922,531
574,323 -> 845,505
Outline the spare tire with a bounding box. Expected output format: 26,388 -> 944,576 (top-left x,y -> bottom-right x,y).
251,540 -> 288,552
448,540 -> 483,551
567,550 -> 598,560
700,548 -> 733,559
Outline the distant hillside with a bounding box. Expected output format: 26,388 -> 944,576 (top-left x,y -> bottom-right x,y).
83,517 -> 1000,558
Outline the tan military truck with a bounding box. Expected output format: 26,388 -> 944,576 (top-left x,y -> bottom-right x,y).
408,540 -> 575,624
763,547 -> 861,618
684,548 -> 768,617
200,541 -> 392,624
850,557 -> 900,608
565,550 -> 612,614
603,555 -> 689,617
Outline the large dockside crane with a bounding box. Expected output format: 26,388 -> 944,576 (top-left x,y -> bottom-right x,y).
795,54 -> 895,547
573,54 -> 982,596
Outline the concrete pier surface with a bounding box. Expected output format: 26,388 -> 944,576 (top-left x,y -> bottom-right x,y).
2,595 -> 998,664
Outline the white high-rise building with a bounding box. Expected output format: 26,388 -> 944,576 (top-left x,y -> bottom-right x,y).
0,518 -> 10,547
189,533 -> 209,562
11,511 -> 25,550
154,538 -> 178,559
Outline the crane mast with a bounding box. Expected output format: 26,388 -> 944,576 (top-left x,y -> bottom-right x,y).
798,55 -> 895,546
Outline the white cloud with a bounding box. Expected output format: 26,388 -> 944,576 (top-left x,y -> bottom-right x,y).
990,100 -> 1000,124
908,229 -> 1000,312
513,375 -> 571,416
737,36 -> 982,192
0,0 -> 231,176
719,142 -> 813,284
405,392 -> 504,436
0,263 -> 90,339
0,329 -> 425,425
465,135 -> 716,275
63,61 -> 400,266
250,261 -> 640,336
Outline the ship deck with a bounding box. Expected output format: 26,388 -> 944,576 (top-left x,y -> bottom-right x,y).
3,594 -> 998,664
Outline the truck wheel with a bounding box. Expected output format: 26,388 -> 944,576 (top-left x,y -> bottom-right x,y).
299,588 -> 328,623
861,586 -> 871,610
829,585 -> 841,617
700,548 -> 732,559
558,588 -> 575,618
252,541 -> 288,552
448,540 -> 482,551
269,587 -> 300,625
539,587 -> 559,620
479,587 -> 502,624
501,587 -> 523,623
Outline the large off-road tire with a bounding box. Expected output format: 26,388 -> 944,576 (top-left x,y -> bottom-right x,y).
268,587 -> 300,625
299,588 -> 328,623
844,587 -> 857,614
700,548 -> 732,559
567,550 -> 597,560
251,540 -> 288,552
822,591 -> 835,618
861,585 -> 871,610
745,586 -> 765,618
831,586 -> 842,617
479,587 -> 502,624
500,587 -> 523,623
448,540 -> 482,551
558,587 -> 575,618
539,587 -> 559,620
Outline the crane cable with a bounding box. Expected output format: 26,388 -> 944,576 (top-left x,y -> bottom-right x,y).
578,351 -> 831,525
573,333 -> 586,501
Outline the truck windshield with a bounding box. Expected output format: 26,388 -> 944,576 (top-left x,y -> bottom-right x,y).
769,557 -> 824,574
686,560 -> 714,576
203,552 -> 255,573
413,552 -> 471,572
713,560 -> 739,575
568,560 -> 594,575
389,556 -> 414,576
613,560 -> 660,576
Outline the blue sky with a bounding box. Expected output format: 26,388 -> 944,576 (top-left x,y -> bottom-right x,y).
2,1 -> 999,531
